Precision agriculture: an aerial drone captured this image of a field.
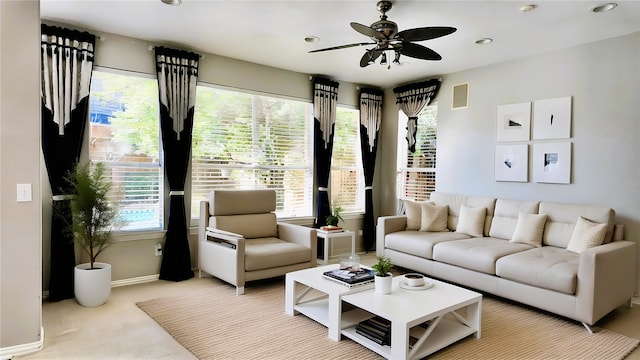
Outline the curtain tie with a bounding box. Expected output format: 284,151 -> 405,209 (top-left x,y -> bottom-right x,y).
318,187 -> 328,192
169,190 -> 185,196
52,195 -> 73,201
365,186 -> 373,190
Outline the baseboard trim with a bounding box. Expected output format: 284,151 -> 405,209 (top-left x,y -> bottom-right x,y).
0,326 -> 44,359
111,274 -> 160,288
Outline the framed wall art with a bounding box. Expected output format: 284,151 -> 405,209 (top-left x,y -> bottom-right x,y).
495,144 -> 528,182
496,102 -> 531,142
533,96 -> 572,139
533,142 -> 571,184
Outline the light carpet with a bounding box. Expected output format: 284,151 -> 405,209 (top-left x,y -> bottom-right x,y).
137,280 -> 639,360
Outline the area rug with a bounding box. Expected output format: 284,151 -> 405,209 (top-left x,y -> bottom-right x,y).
137,280 -> 639,360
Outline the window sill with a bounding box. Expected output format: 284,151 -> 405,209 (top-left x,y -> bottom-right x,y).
111,229 -> 166,242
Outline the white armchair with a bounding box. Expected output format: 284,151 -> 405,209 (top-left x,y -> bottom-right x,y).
198,190 -> 317,294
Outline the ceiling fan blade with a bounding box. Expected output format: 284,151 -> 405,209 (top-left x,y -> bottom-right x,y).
397,26 -> 457,42
308,42 -> 375,53
359,49 -> 384,67
350,22 -> 386,40
399,42 -> 442,60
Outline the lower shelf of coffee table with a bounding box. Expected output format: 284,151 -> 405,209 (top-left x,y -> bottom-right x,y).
340,313 -> 476,360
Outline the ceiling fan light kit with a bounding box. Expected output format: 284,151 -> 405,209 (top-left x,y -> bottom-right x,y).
309,0 -> 456,68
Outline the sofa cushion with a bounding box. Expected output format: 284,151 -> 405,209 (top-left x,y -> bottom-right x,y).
539,202 -> 615,247
489,199 -> 540,240
566,216 -> 607,253
429,192 -> 496,235
496,247 -> 579,294
404,200 -> 433,230
433,238 -> 533,275
455,205 -> 486,237
510,213 -> 547,247
210,213 -> 278,239
244,237 -> 311,271
385,231 -> 471,259
419,203 -> 448,232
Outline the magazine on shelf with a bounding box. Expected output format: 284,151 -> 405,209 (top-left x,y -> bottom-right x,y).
322,267 -> 375,288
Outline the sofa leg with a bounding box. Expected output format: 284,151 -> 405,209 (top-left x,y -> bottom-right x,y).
236,286 -> 245,295
582,322 -> 601,334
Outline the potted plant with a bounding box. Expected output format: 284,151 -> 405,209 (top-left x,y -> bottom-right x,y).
63,162 -> 121,307
371,255 -> 393,295
325,205 -> 344,227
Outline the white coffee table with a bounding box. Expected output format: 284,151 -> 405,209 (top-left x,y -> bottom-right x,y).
285,264 -> 373,341
340,276 -> 482,360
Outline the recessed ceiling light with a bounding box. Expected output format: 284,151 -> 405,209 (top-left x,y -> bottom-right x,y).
305,36 -> 320,43
161,0 -> 182,5
591,2 -> 617,13
520,4 -> 537,12
475,38 -> 493,45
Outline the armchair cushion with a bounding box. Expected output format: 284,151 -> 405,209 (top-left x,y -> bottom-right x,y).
210,213 -> 277,239
208,190 -> 275,215
244,237 -> 312,271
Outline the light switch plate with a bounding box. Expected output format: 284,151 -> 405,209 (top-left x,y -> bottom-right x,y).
17,183 -> 33,202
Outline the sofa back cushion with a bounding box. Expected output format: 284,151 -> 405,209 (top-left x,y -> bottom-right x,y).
429,192 -> 496,236
489,199 -> 540,240
539,202 -> 615,247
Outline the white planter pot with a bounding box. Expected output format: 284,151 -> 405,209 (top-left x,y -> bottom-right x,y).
74,262 -> 111,307
375,274 -> 392,295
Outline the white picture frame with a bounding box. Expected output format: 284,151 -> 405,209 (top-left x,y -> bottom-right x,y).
495,144 -> 528,182
533,96 -> 572,139
496,102 -> 531,142
533,142 -> 572,184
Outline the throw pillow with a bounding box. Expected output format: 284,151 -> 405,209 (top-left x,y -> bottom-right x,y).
455,205 -> 486,237
404,200 -> 433,230
419,203 -> 448,232
566,216 -> 607,253
510,213 -> 547,247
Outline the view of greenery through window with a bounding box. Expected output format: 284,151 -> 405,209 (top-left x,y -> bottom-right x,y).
331,107 -> 364,212
191,86 -> 314,219
397,103 -> 438,202
89,69 -> 364,231
89,70 -> 163,231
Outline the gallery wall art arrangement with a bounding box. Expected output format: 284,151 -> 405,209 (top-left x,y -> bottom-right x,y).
495,96 -> 572,184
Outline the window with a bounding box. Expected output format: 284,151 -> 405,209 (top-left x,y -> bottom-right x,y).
89,70 -> 163,231
396,103 -> 438,202
191,85 -> 314,219
330,107 -> 364,212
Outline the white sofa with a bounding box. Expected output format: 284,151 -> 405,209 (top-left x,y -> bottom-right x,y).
377,192 -> 637,332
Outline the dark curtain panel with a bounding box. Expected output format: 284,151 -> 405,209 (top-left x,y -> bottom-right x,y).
393,79 -> 441,152
155,47 -> 199,281
41,25 -> 95,301
313,78 -> 339,228
359,88 -> 383,251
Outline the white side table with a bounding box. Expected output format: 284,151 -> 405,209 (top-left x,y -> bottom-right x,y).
316,230 -> 355,265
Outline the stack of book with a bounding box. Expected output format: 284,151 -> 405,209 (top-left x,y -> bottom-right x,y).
356,316 -> 391,346
318,225 -> 343,233
322,268 -> 375,288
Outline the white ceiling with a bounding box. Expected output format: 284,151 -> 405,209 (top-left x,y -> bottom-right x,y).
40,0 -> 640,89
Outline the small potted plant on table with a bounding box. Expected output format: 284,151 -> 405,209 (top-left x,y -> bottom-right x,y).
371,255 -> 393,295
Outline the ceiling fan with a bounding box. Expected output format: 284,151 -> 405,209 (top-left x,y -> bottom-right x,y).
309,1 -> 457,68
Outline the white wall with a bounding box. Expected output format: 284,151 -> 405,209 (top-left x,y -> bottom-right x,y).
379,32 -> 640,293
0,0 -> 43,355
